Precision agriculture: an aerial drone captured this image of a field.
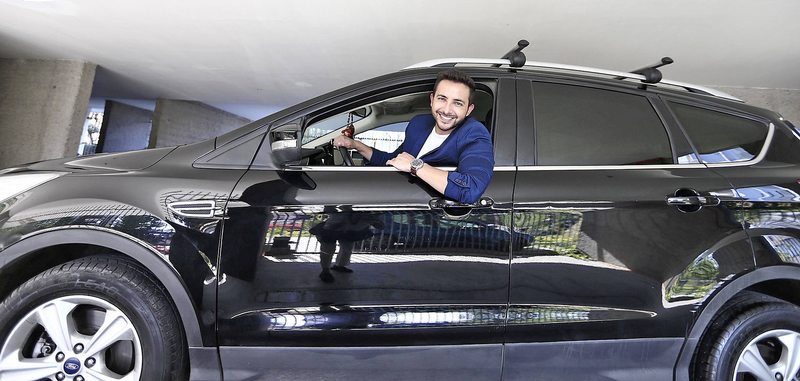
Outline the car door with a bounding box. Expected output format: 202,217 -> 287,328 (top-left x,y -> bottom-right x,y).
661,100 -> 800,269
503,79 -> 754,380
215,73 -> 516,380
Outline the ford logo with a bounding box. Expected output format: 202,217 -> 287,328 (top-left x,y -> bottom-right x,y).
64,358 -> 81,375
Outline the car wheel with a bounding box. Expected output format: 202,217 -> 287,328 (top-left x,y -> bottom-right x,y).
0,256 -> 187,381
695,293 -> 800,381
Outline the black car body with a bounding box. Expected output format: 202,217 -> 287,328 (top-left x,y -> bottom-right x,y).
1,57 -> 799,381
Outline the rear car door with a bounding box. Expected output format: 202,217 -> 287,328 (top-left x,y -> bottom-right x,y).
662,100 -> 800,269
216,72 -> 516,380
504,78 -> 754,380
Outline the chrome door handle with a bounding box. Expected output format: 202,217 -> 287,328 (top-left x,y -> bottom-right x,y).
666,196 -> 720,206
429,197 -> 494,209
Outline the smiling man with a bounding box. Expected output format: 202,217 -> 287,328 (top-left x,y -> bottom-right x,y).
333,69 -> 494,204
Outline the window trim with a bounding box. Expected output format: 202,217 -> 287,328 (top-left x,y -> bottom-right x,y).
664,98 -> 774,168
517,164 -> 707,171
283,166 -> 517,172
704,123 -> 774,168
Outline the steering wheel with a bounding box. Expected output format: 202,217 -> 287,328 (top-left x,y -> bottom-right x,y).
338,146 -> 354,166
338,120 -> 356,166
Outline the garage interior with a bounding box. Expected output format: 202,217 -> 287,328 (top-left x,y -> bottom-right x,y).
0,0 -> 798,168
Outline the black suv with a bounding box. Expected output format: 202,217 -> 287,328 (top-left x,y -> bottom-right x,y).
1,47 -> 800,381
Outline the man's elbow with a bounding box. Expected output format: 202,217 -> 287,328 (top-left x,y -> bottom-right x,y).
459,192 -> 482,205
444,182 -> 488,204
444,169 -> 493,204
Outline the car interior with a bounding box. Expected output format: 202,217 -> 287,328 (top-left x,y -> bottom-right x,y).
299,87 -> 494,167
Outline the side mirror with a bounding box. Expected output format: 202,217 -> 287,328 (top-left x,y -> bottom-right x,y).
270,123 -> 301,164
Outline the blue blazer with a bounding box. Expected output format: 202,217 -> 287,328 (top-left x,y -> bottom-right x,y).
368,114 -> 494,204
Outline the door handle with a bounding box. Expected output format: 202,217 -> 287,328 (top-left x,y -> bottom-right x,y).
666,196 -> 720,206
429,197 -> 494,209
667,188 -> 720,213
429,197 -> 494,219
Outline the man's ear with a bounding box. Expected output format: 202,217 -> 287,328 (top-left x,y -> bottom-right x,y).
429,92 -> 435,105
466,103 -> 475,116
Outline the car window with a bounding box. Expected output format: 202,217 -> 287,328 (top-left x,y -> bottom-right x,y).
300,85 -> 495,166
669,102 -> 769,164
355,121 -> 407,153
532,82 -> 673,166
301,91 -> 430,152
302,112 -> 366,144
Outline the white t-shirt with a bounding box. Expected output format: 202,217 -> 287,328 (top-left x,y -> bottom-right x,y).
416,129 -> 449,159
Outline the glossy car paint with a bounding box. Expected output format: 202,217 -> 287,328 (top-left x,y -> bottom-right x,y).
502,79 -> 759,379
214,75 -> 517,378
0,142 -> 245,347
0,67 -> 798,381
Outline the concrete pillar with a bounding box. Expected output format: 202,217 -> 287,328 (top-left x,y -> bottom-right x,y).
0,59 -> 96,168
713,86 -> 800,124
96,100 -> 153,153
150,99 -> 251,148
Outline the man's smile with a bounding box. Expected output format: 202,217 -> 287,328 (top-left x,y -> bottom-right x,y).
436,111 -> 457,126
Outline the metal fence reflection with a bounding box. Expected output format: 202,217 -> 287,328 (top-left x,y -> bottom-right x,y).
262,210 -> 588,257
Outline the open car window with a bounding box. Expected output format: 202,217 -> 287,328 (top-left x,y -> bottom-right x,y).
299,87 -> 494,167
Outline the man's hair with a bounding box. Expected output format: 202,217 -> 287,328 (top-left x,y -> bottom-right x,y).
433,69 -> 476,104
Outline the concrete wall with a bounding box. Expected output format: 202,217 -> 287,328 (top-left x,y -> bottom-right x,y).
714,86 -> 800,124
96,100 -> 153,153
0,59 -> 96,167
150,99 -> 251,148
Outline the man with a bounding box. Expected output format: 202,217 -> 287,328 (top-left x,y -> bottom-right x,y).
333,69 -> 494,204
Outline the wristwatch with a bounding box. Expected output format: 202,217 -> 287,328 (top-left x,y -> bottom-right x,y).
410,158 -> 424,176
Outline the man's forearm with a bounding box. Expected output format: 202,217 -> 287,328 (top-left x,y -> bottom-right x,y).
415,164 -> 448,196
352,140 -> 373,161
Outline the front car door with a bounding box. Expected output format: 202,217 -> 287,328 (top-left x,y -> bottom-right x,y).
504,78 -> 754,380
215,71 -> 516,380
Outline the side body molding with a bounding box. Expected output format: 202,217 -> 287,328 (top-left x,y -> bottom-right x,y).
0,228 -> 204,347
674,265 -> 800,381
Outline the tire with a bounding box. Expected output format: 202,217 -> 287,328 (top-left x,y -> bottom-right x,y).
694,292 -> 800,381
0,256 -> 187,381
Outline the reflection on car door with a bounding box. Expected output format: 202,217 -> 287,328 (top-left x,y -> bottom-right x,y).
503,80 -> 753,380
215,77 -> 516,380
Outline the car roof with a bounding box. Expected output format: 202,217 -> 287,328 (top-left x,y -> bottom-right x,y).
405,58 -> 741,102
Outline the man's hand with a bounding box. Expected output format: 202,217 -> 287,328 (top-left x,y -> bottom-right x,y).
333,134 -> 373,161
333,135 -> 355,149
386,152 -> 415,172
388,152 -> 449,195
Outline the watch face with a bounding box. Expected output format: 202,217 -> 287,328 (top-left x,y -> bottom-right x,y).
411,158 -> 423,169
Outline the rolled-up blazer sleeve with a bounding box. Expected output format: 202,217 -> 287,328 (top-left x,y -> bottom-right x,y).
366,118 -> 423,166
443,126 -> 494,204
367,144 -> 401,166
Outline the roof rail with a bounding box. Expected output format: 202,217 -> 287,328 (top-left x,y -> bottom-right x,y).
404,58 -> 742,102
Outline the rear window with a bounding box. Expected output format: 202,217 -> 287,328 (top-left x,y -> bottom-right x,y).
533,82 -> 672,166
669,102 -> 768,164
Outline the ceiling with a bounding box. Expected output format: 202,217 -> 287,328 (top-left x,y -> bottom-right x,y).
1,0 -> 799,119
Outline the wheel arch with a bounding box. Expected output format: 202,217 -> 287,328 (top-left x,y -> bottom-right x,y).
0,227 -> 204,347
675,265 -> 800,381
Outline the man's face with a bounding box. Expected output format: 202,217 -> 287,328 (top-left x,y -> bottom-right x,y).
430,79 -> 475,133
